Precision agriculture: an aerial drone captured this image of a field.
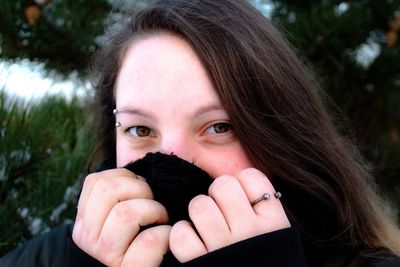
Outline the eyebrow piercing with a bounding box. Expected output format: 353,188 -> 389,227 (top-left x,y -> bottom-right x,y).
113,108 -> 121,127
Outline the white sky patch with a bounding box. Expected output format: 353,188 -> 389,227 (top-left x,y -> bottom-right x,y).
251,0 -> 274,19
355,38 -> 381,68
335,2 -> 350,16
35,0 -> 48,5
0,59 -> 90,101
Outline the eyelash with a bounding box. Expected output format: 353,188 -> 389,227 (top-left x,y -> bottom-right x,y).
203,122 -> 233,135
126,126 -> 156,138
125,122 -> 233,139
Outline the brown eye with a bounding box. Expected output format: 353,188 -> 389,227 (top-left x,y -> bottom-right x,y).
206,123 -> 233,134
129,126 -> 152,137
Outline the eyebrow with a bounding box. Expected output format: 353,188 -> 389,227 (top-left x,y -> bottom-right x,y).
191,104 -> 226,118
117,104 -> 226,120
116,108 -> 157,120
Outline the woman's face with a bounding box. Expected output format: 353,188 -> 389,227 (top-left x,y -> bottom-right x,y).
115,33 -> 252,178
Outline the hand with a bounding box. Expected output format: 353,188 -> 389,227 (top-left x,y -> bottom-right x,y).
72,168 -> 171,267
169,168 -> 290,263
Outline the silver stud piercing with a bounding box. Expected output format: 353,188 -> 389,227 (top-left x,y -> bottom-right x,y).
274,192 -> 282,199
113,108 -> 121,127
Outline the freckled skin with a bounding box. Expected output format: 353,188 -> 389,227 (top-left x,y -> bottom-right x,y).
115,33 -> 253,178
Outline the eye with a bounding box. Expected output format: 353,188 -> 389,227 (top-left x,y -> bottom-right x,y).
128,126 -> 153,137
205,122 -> 233,134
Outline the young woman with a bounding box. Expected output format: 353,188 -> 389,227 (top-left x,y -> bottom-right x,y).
1,0 -> 400,266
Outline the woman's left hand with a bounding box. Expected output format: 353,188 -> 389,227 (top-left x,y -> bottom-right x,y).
169,168 -> 291,263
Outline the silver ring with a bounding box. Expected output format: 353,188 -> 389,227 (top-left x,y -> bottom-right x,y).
251,192 -> 282,206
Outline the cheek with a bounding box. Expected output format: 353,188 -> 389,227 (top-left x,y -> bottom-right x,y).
197,148 -> 253,178
116,139 -> 144,167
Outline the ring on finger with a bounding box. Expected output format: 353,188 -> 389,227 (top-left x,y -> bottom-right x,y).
251,192 -> 282,206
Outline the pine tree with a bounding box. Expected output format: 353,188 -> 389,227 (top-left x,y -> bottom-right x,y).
270,0 -> 400,205
0,0 -> 111,75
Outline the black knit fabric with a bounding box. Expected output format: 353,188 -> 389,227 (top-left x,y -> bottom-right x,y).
123,153 -> 214,267
124,152 -> 214,225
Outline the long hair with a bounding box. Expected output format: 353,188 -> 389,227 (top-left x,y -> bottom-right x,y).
89,0 -> 400,258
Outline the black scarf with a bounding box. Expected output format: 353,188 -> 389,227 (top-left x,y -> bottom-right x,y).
97,152 -> 214,266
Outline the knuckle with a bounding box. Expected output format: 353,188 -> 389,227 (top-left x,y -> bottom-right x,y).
84,228 -> 99,249
136,180 -> 153,199
95,177 -> 118,195
117,168 -> 137,177
112,201 -> 140,223
209,175 -> 234,195
96,238 -> 124,267
84,173 -> 99,185
170,221 -> 191,245
236,168 -> 270,183
236,168 -> 263,178
136,228 -> 163,248
189,195 -> 213,215
94,177 -> 111,193
73,223 -> 97,255
97,234 -> 112,250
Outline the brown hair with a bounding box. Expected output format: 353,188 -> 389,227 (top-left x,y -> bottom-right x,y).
90,0 -> 400,258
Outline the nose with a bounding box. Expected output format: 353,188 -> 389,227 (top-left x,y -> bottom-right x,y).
158,132 -> 196,163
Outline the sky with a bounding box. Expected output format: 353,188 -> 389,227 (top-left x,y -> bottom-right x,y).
0,59 -> 89,102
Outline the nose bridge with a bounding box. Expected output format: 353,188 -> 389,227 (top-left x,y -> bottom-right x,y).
159,129 -> 195,162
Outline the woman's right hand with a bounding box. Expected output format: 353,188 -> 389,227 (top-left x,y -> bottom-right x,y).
72,168 -> 171,267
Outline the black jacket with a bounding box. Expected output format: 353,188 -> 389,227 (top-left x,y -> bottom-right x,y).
1,224 -> 399,267
2,155 -> 399,266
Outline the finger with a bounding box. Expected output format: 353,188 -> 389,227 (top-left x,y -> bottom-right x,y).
94,199 -> 169,265
79,175 -> 153,246
188,195 -> 231,252
235,168 -> 289,227
170,220 -> 208,262
122,225 -> 172,267
234,168 -> 280,214
208,175 -> 256,233
76,168 -> 147,221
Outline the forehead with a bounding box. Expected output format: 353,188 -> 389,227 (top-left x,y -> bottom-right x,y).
115,33 -> 221,109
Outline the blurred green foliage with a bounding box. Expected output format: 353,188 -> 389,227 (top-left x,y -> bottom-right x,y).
272,0 -> 400,200
0,91 -> 94,255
